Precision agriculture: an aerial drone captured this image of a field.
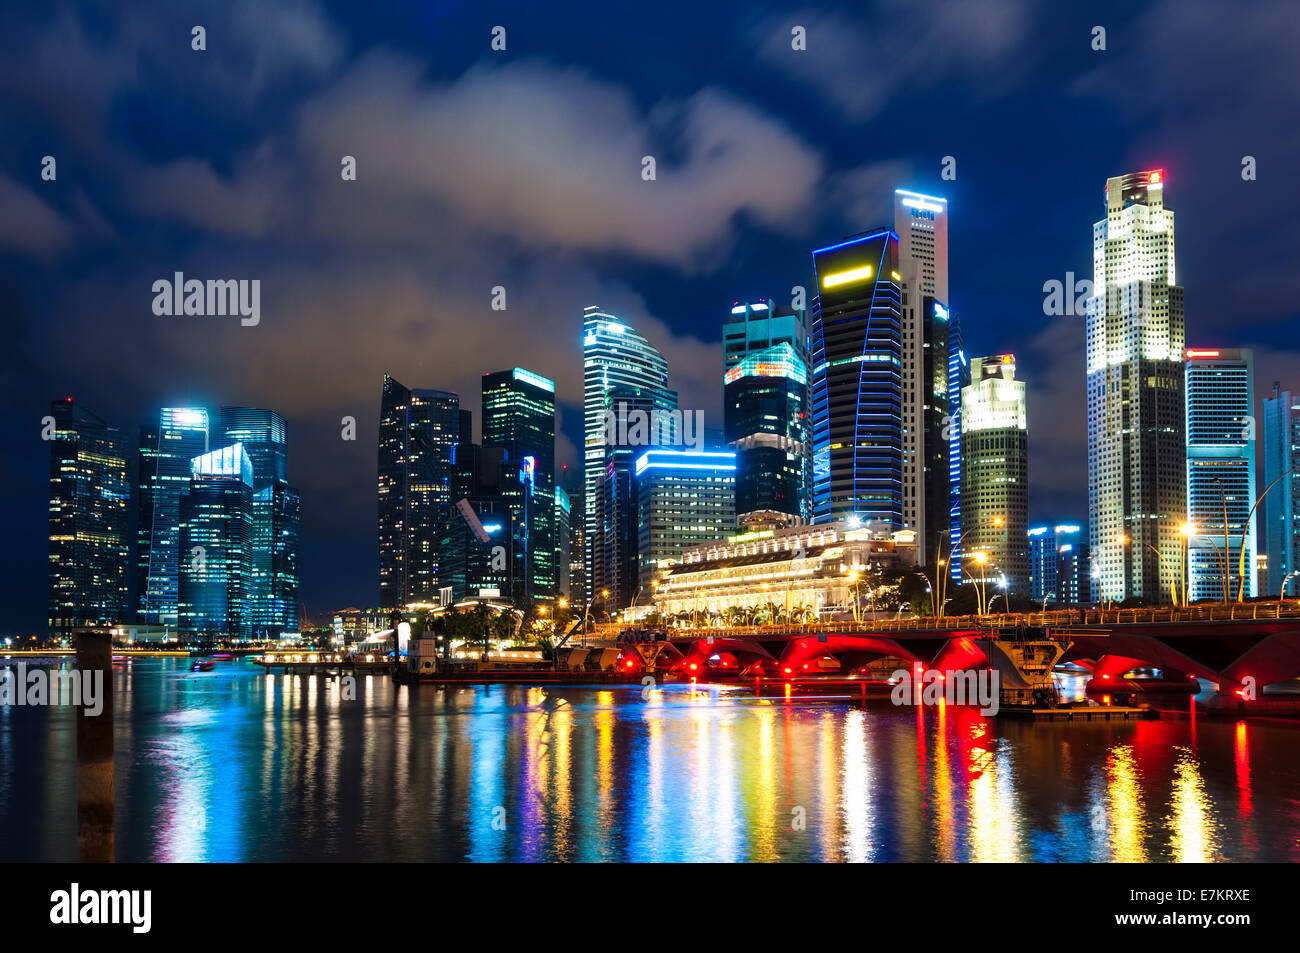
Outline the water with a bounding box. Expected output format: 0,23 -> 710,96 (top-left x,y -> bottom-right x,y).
2,658 -> 1297,862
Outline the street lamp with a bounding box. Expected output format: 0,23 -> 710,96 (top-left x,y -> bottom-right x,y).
1234,464 -> 1300,602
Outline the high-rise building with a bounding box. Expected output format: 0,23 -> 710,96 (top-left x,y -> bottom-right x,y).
1087,169 -> 1186,603
809,229 -> 904,529
1186,348 -> 1256,602
249,480 -> 300,637
724,335 -> 809,526
47,399 -> 130,637
895,191 -> 952,566
947,314 -> 970,580
377,375 -> 459,607
179,443 -> 254,639
634,449 -> 737,594
220,406 -> 298,636
1028,524 -> 1084,603
555,486 -> 571,600
961,355 -> 1029,593
1263,384 -> 1300,596
583,306 -> 677,605
482,367 -> 557,605
219,407 -> 287,489
138,407 -> 209,624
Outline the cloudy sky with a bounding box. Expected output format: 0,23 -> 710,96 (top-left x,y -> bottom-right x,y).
3,0 -> 1298,631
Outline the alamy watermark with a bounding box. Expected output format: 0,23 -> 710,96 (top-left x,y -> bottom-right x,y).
602,401 -> 704,451
1,664 -> 104,716
152,272 -> 260,326
890,667 -> 1000,716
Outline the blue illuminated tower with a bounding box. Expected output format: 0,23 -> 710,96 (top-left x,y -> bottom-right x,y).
1263,384 -> 1300,596
138,407 -> 209,625
634,449 -> 736,592
179,443 -> 254,638
809,230 -> 903,528
1185,348 -> 1256,601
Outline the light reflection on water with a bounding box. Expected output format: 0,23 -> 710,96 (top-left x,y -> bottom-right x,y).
2,659 -> 1299,862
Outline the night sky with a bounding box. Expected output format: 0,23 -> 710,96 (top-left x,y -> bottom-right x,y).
2,0 -> 1297,634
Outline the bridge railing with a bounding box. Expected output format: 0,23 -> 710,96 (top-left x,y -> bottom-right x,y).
659,602 -> 1300,639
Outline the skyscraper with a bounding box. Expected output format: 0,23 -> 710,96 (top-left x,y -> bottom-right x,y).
1185,348 -> 1256,602
221,406 -> 299,636
634,449 -> 737,594
961,355 -> 1029,593
138,407 -> 209,625
179,443 -> 254,639
1262,384 -> 1300,596
482,367 -> 557,605
47,399 -> 130,637
583,306 -> 677,607
219,406 -> 287,489
724,337 -> 809,526
947,314 -> 970,580
810,229 -> 904,528
377,375 -> 459,607
1087,169 -> 1186,603
1028,524 -> 1083,603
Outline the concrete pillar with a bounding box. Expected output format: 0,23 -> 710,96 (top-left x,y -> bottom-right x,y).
75,628 -> 114,862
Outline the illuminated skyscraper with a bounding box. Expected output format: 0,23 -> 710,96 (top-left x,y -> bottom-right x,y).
583,306 -> 677,607
138,406 -> 209,624
377,375 -> 459,606
47,399 -> 130,637
724,327 -> 809,525
809,229 -> 904,528
635,449 -> 737,593
1087,170 -> 1186,603
895,190 -> 951,566
1263,384 -> 1300,596
482,367 -> 557,605
947,314 -> 970,580
219,406 -> 287,489
1027,524 -> 1083,603
961,355 -> 1029,592
179,443 -> 254,639
1185,348 -> 1256,601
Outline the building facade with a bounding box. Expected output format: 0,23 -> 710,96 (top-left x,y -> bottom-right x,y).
724,335 -> 809,526
482,367 -> 557,606
634,448 -> 737,594
1186,348 -> 1256,602
960,355 -> 1029,593
1087,170 -> 1186,603
583,306 -> 677,608
179,443 -> 254,639
138,407 -> 209,625
1027,524 -> 1084,604
1263,384 -> 1300,596
377,375 -> 460,607
47,399 -> 130,637
809,229 -> 905,530
895,190 -> 951,566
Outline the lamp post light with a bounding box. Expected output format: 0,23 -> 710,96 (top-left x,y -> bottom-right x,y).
1234,464 -> 1299,602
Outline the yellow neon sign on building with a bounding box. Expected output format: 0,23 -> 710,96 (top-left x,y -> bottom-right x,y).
822,265 -> 873,288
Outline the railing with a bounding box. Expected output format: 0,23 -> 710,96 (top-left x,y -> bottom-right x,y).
658,601 -> 1300,639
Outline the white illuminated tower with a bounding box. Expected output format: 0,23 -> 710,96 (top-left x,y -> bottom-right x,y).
1086,170 -> 1186,603
895,189 -> 950,566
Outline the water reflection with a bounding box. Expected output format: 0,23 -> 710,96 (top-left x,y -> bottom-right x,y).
1,658 -> 1298,862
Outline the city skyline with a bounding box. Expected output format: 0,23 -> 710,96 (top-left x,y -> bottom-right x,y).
5,2 -> 1300,631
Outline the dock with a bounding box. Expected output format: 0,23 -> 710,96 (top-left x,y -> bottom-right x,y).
1000,705 -> 1158,721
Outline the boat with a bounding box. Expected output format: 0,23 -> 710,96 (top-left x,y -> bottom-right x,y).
190,658 -> 215,672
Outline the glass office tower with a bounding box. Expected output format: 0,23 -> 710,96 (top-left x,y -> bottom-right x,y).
377,375 -> 460,607
179,443 -> 254,639
1185,348 -> 1256,601
138,407 -> 209,624
583,306 -> 677,608
809,229 -> 904,527
724,341 -> 809,525
219,406 -> 287,488
47,399 -> 130,637
634,449 -> 737,594
1263,384 -> 1300,596
482,367 -> 557,605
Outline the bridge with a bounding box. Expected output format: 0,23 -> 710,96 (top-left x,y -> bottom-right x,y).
620,603 -> 1300,707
